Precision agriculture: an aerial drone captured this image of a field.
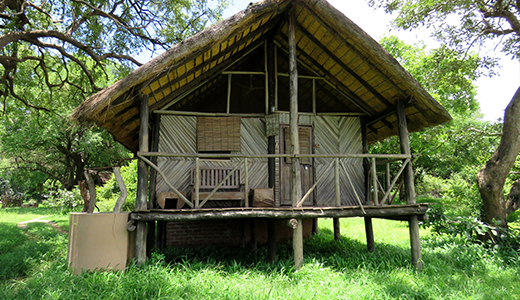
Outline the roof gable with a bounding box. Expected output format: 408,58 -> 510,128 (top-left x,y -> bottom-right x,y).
72,0 -> 451,152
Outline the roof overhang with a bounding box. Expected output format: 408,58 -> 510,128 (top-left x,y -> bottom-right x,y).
72,0 -> 451,152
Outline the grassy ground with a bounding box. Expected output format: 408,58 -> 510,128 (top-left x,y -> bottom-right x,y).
1,207 -> 519,299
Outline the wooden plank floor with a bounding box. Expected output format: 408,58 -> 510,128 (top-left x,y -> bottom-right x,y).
131,204 -> 429,222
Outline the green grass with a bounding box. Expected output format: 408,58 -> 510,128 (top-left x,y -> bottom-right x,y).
1,207 -> 519,299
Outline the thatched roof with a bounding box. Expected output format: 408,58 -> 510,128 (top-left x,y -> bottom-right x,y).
72,0 -> 451,152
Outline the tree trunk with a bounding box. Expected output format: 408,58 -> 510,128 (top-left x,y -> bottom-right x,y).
477,87 -> 520,230
506,179 -> 520,215
112,166 -> 128,213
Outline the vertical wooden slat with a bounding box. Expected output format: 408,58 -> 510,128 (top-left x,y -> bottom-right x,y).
386,163 -> 391,190
372,157 -> 378,205
334,158 -> 341,240
195,157 -> 200,208
397,99 -> 422,269
245,158 -> 249,207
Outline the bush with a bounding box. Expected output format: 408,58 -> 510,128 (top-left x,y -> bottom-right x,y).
44,189 -> 83,211
96,160 -> 137,212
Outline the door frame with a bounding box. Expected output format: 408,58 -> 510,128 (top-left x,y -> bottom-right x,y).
279,124 -> 315,206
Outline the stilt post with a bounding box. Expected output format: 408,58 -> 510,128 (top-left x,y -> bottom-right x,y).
136,94 -> 150,264
267,38 -> 277,263
361,117 -> 375,252
288,8 -> 303,270
396,99 -> 422,269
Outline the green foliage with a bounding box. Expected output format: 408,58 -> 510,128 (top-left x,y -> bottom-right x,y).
96,160 -> 138,212
381,36 -> 494,117
375,36 -> 502,181
44,189 -> 83,212
368,0 -> 520,59
0,1 -> 228,110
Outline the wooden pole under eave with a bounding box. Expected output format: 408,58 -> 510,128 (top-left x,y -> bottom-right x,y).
396,99 -> 422,269
361,117 -> 375,252
135,94 -> 150,264
148,114 -> 160,253
288,8 -> 303,270
267,39 -> 277,263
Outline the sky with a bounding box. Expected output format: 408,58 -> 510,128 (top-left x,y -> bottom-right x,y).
223,0 -> 520,122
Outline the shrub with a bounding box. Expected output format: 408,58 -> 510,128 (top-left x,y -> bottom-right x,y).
44,189 -> 83,211
96,160 -> 137,212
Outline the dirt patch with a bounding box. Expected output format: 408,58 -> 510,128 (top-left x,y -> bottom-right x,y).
17,216 -> 67,234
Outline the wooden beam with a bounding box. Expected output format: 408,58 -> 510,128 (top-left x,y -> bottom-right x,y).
397,99 -> 422,269
138,152 -> 412,160
132,205 -> 430,221
136,94 -> 150,264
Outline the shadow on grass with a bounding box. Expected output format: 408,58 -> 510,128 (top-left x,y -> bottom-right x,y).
0,222 -> 57,280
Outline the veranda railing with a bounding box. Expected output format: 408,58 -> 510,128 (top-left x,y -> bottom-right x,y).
137,152 -> 412,210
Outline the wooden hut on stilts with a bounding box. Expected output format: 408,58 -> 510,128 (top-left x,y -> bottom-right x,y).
72,0 -> 451,269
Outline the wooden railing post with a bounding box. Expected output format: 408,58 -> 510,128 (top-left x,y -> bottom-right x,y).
333,158 -> 341,240
245,158 -> 249,207
372,157 -> 378,205
195,157 -> 200,208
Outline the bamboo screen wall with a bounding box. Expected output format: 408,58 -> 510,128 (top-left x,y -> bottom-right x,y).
314,116 -> 363,206
197,117 -> 241,152
156,116 -> 268,195
270,114 -> 363,207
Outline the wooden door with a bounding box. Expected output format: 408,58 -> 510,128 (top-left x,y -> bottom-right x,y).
280,125 -> 314,206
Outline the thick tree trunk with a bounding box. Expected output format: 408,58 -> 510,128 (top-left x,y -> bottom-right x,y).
477,87 -> 520,229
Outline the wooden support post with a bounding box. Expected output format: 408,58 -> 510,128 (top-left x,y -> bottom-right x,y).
267,219 -> 277,262
267,39 -> 277,263
148,114 -> 160,255
397,99 -> 422,269
136,94 -> 150,264
334,158 -> 341,240
372,157 -> 378,205
146,222 -> 155,257
361,117 -> 375,252
333,218 -> 341,241
250,219 -> 257,253
288,9 -> 303,270
156,221 -> 166,249
364,217 -> 375,252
